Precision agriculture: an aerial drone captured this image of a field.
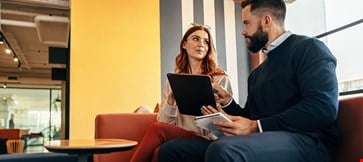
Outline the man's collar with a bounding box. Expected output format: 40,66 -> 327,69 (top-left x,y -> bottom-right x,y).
262,31 -> 292,54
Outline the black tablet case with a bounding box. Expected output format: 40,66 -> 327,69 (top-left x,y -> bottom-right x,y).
167,73 -> 216,116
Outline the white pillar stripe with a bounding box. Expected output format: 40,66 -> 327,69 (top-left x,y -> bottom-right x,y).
182,0 -> 194,34
224,1 -> 239,103
203,0 -> 216,43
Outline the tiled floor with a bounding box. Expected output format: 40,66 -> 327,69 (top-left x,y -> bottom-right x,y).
25,145 -> 48,153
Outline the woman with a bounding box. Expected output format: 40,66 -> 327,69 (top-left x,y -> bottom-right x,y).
130,23 -> 233,162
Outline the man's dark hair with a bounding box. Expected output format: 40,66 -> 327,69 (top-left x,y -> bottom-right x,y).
241,0 -> 286,26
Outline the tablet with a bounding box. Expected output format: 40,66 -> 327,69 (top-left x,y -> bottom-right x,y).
167,73 -> 216,116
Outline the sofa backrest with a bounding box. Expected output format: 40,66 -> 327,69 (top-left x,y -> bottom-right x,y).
335,94 -> 363,162
94,113 -> 157,162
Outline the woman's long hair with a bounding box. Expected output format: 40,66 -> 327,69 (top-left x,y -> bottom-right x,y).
175,25 -> 225,77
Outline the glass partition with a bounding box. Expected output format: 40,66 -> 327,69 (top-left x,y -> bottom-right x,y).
0,88 -> 61,145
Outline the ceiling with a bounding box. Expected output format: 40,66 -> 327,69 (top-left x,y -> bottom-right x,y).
0,0 -> 70,88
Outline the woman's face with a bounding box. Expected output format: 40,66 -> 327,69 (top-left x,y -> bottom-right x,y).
182,30 -> 209,61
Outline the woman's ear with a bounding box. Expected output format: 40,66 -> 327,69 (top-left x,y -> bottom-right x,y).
182,41 -> 186,49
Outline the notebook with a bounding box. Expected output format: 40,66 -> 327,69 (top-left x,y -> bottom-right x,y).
167,73 -> 216,116
195,112 -> 232,139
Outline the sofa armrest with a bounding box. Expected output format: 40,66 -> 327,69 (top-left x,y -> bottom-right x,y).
94,113 -> 157,162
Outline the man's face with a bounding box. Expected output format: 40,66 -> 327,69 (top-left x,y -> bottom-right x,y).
242,5 -> 269,53
245,25 -> 268,53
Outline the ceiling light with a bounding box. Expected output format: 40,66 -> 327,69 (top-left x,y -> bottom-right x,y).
13,57 -> 19,62
2,83 -> 6,89
5,48 -> 12,54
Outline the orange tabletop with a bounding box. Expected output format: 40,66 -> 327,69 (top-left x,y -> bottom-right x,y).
44,139 -> 137,162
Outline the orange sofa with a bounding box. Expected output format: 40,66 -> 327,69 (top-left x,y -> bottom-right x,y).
94,113 -> 157,162
94,94 -> 363,162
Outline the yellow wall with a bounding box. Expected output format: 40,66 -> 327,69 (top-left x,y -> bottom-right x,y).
70,0 -> 160,139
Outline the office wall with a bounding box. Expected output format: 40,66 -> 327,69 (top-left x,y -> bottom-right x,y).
70,0 -> 160,139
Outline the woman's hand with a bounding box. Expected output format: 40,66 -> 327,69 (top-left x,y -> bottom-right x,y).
167,92 -> 175,106
201,105 -> 222,115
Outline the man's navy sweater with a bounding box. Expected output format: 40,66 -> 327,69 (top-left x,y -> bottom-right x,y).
224,34 -> 339,150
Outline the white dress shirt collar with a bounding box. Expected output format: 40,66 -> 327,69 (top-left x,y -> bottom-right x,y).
262,31 -> 292,54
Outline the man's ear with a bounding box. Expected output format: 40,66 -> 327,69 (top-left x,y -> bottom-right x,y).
262,15 -> 272,29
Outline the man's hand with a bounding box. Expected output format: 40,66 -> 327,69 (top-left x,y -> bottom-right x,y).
200,105 -> 258,135
212,83 -> 233,107
214,115 -> 258,136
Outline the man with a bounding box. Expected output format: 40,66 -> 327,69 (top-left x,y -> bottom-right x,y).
9,113 -> 15,128
158,0 -> 339,162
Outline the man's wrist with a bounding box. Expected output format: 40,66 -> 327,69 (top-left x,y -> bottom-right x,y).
221,98 -> 233,108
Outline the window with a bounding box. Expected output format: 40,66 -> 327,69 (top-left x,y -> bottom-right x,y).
324,0 -> 363,94
285,0 -> 363,94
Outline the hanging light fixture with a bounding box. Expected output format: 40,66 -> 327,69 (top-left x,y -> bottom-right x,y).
13,56 -> 19,62
5,48 -> 12,54
0,31 -> 21,67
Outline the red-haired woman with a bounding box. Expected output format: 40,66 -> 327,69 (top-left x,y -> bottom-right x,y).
130,24 -> 233,162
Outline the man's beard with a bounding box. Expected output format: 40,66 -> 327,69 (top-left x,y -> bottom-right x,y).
245,26 -> 268,53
